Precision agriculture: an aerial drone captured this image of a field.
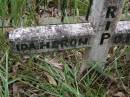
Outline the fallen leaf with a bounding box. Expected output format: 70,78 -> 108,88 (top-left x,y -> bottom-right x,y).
45,58 -> 64,70
44,72 -> 57,85
113,92 -> 126,97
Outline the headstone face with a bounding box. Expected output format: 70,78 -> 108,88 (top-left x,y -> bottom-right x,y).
9,23 -> 94,53
8,21 -> 130,53
88,0 -> 124,63
112,21 -> 130,45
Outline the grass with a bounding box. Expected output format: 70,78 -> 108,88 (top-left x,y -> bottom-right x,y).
0,0 -> 90,26
6,55 -> 107,97
123,0 -> 130,20
0,0 -> 130,97
0,47 -> 130,96
0,50 -> 129,96
0,50 -> 9,97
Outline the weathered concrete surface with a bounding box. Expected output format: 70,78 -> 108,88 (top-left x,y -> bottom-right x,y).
112,21 -> 130,45
80,0 -> 124,74
8,21 -> 130,54
116,21 -> 130,34
87,0 -> 124,63
9,23 -> 94,53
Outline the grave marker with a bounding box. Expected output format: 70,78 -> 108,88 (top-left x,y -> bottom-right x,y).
8,0 -> 130,68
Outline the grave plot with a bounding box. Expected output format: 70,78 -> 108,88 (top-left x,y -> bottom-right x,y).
1,0 -> 130,97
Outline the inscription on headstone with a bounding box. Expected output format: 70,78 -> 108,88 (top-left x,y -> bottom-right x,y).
9,23 -> 94,53
8,20 -> 130,54
14,37 -> 91,52
87,0 -> 123,63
